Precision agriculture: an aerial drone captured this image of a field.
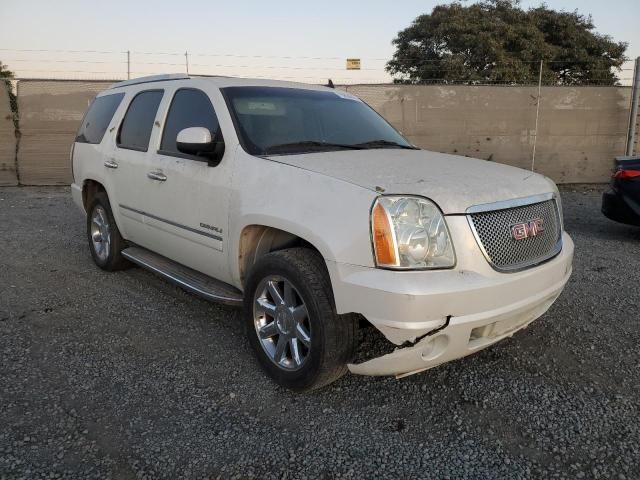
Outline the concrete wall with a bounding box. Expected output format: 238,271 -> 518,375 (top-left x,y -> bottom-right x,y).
536,87 -> 632,181
0,83 -> 17,186
17,80 -> 113,185
7,80 -> 635,185
344,84 -> 632,183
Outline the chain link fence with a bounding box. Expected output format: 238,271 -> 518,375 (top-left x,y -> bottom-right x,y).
1,48 -> 637,85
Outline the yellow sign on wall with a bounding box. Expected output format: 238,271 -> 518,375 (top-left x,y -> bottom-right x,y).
346,58 -> 361,70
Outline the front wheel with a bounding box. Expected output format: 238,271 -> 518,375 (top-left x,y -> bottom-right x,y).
244,248 -> 358,391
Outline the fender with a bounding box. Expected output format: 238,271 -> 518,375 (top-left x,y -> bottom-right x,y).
228,151 -> 379,288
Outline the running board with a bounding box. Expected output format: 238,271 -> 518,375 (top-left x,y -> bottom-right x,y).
122,246 -> 243,306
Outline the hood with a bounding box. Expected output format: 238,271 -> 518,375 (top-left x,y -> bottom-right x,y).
267,149 -> 554,214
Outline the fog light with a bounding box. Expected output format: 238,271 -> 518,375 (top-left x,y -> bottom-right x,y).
420,335 -> 449,361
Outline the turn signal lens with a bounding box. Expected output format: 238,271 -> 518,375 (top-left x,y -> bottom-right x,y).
372,202 -> 398,267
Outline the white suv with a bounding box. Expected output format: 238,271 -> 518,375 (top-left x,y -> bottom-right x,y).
71,74 -> 574,390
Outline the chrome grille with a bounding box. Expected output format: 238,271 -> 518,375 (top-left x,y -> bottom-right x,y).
468,198 -> 562,272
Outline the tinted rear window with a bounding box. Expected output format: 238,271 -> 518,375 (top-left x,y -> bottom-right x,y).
117,90 -> 163,151
76,93 -> 124,144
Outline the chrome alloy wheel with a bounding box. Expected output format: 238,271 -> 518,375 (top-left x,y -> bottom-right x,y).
253,276 -> 311,371
90,205 -> 111,262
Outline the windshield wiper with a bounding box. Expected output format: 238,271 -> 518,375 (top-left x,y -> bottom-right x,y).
264,140 -> 364,154
355,140 -> 418,150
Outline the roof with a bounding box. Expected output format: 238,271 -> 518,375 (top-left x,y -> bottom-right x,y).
108,73 -> 331,92
108,73 -> 189,89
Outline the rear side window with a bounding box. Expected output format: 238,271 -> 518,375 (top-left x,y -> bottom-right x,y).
117,90 -> 163,151
160,88 -> 220,157
76,93 -> 124,144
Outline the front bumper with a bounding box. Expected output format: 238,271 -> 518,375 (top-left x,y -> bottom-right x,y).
326,216 -> 574,376
348,265 -> 569,376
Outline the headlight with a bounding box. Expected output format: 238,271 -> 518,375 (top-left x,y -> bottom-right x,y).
371,196 -> 455,269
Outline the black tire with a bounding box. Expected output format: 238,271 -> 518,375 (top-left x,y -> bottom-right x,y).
243,248 -> 358,391
86,191 -> 130,271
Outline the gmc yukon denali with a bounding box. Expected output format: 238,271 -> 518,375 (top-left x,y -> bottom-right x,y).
71,74 -> 574,391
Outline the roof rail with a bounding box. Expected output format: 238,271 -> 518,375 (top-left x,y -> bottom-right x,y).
109,73 -> 190,89
191,74 -> 232,78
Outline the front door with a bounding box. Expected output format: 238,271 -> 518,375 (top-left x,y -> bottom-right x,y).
135,86 -> 233,283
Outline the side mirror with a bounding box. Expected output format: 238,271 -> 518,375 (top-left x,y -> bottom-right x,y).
176,127 -> 224,165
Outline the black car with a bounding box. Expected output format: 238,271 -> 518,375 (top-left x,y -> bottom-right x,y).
602,156 -> 640,226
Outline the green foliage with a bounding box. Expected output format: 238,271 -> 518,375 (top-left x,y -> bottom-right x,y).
386,0 -> 628,85
0,60 -> 15,79
0,60 -> 18,128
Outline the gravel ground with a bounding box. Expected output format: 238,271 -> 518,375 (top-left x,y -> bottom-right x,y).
1,186 -> 639,479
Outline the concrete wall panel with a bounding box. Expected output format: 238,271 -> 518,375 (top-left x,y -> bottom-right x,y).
344,84 -> 631,183
535,87 -> 631,182
18,132 -> 80,185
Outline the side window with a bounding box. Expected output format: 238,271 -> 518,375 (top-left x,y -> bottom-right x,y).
76,93 -> 124,144
159,88 -> 220,157
117,90 -> 163,151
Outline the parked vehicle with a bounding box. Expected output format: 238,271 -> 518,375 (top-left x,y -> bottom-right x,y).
602,156 -> 640,226
71,74 -> 574,390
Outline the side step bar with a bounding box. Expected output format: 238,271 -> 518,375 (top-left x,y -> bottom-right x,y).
122,246 -> 243,306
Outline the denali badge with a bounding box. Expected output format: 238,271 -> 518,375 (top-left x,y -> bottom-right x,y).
510,218 -> 544,240
200,222 -> 223,234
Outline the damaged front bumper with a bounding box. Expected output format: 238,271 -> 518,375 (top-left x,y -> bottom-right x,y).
326,226 -> 574,377
348,274 -> 567,377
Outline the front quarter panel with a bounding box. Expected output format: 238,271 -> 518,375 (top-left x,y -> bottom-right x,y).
229,150 -> 377,287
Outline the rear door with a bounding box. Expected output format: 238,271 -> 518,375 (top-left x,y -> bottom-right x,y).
135,86 -> 233,281
106,89 -> 164,243
73,90 -> 125,195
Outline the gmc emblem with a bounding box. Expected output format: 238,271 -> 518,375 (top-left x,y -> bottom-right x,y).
510,218 -> 544,240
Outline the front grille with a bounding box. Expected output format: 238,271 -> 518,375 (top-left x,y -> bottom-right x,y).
468,198 -> 562,272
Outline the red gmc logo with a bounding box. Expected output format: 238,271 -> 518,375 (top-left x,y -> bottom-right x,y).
511,218 -> 544,240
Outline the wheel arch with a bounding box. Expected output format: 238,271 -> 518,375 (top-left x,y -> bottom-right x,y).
81,178 -> 107,211
81,180 -> 128,240
237,224 -> 332,288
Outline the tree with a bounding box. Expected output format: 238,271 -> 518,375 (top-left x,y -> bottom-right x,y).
386,0 -> 628,85
0,61 -> 18,128
0,60 -> 14,80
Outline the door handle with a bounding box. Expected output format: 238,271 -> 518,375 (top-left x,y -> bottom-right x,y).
147,171 -> 167,182
104,159 -> 118,169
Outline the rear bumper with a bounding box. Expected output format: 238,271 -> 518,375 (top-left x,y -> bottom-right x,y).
71,182 -> 84,213
602,188 -> 640,226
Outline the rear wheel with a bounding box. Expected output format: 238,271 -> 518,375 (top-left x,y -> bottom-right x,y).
86,192 -> 130,271
244,248 -> 358,391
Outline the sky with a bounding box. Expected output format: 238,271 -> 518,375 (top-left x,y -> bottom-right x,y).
0,0 -> 638,84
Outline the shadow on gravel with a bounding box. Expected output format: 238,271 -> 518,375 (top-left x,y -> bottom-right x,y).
567,217 -> 640,242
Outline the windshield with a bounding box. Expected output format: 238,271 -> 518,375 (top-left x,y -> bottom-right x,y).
221,86 -> 416,155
